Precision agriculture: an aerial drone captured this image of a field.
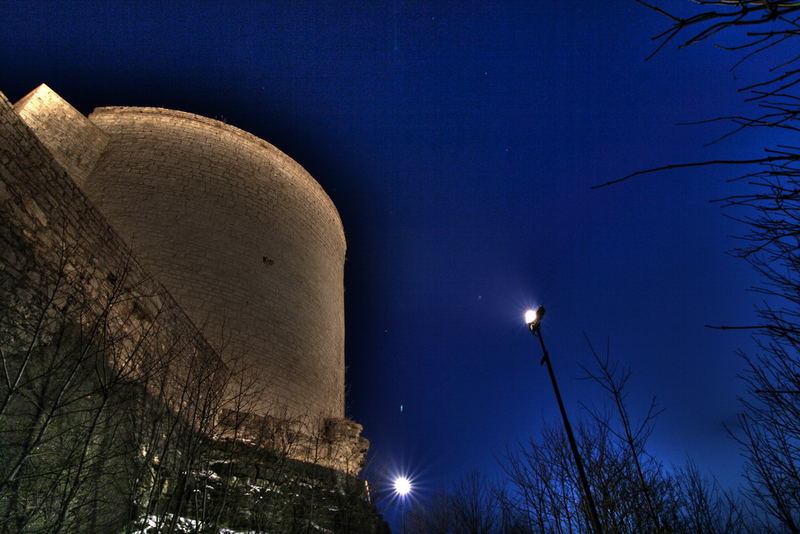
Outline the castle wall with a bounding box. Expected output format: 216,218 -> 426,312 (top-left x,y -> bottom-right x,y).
2,86 -> 364,478
0,89 -> 380,528
80,107 -> 346,423
0,89 -> 225,416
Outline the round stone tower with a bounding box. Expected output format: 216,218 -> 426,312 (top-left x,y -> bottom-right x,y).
82,107 -> 345,424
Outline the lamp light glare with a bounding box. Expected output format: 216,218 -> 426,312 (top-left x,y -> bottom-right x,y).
394,476 -> 412,496
524,309 -> 537,325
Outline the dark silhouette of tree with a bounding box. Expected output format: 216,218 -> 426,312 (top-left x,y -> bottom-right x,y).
499,350 -> 759,534
404,352 -> 754,534
596,0 -> 799,189
596,3 -> 800,530
406,471 -> 525,534
0,241 -> 381,534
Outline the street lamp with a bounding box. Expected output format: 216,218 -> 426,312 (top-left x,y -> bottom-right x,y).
525,306 -> 604,534
393,475 -> 412,533
393,476 -> 412,497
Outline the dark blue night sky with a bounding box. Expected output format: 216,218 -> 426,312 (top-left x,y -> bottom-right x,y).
1,1 -> 783,527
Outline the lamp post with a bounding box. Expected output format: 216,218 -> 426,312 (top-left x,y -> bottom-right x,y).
393,476 -> 412,534
525,306 -> 604,534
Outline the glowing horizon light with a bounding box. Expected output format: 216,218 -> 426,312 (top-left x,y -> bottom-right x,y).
393,476 -> 412,496
524,308 -> 537,325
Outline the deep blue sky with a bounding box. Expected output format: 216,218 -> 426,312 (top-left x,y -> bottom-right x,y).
1,0 -> 783,525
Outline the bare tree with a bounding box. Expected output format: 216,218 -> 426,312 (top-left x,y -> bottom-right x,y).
499,343 -> 762,534
592,3 -> 800,530
597,1 -> 800,190
580,339 -> 667,533
0,244 -> 181,533
407,471 -> 514,534
676,459 -> 754,534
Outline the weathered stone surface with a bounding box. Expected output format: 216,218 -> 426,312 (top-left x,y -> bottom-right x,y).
1,87 -> 225,415
0,85 -> 380,532
14,84 -> 109,185
193,439 -> 390,534
79,105 -> 346,426
9,85 -> 364,475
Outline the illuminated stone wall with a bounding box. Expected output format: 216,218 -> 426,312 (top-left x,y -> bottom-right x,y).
0,88 -> 223,413
83,105 -> 346,424
14,85 -> 109,184
13,84 -> 347,428
0,86 -> 383,532
4,85 -> 365,474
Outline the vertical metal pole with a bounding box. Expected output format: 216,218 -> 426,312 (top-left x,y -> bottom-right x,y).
533,326 -> 604,534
